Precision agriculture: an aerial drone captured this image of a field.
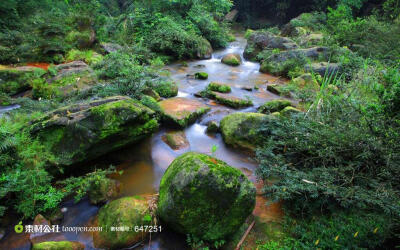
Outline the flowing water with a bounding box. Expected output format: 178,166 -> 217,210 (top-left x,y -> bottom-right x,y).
0,32 -> 285,249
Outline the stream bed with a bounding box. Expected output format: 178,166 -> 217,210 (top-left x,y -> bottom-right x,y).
0,33 -> 285,250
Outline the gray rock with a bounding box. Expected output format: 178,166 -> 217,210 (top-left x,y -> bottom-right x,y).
305,62 -> 340,77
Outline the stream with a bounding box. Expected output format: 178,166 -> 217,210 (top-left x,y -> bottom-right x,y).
0,32 -> 285,250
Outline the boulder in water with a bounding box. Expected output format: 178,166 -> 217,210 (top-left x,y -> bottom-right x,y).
162,130 -> 189,150
158,152 -> 256,242
221,53 -> 241,66
30,96 -> 159,167
160,97 -> 210,127
220,112 -> 271,151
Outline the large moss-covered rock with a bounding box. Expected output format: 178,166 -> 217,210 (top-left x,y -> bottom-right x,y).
93,196 -> 152,249
221,53 -> 241,66
220,113 -> 271,151
160,97 -> 210,127
158,152 -> 256,242
32,241 -> 84,250
0,66 -> 46,95
30,96 -> 159,166
244,31 -> 297,61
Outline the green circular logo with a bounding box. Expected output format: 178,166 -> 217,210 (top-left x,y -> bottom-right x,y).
14,221 -> 23,233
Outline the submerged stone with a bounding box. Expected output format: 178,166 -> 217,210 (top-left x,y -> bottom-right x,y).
158,152 -> 256,242
162,130 -> 189,150
220,112 -> 271,151
206,121 -> 219,133
32,241 -> 84,250
93,196 -> 152,249
159,97 -> 210,127
30,96 -> 159,167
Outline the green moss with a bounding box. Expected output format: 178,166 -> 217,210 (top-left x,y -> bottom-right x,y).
280,106 -> 302,116
195,72 -> 209,80
220,112 -> 271,151
208,82 -> 231,93
89,178 -> 119,204
158,152 -> 256,242
94,196 -> 152,249
140,95 -> 162,113
32,241 -> 84,250
258,99 -> 293,114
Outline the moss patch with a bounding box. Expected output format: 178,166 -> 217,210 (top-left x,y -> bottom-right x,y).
32,241 -> 84,250
158,152 -> 256,242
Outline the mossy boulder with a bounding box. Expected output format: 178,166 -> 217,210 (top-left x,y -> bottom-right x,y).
159,97 -> 210,128
89,178 -> 121,204
221,53 -> 241,66
207,82 -> 231,93
158,152 -> 256,242
0,66 -> 46,95
93,196 -> 153,249
220,113 -> 271,151
195,72 -> 209,80
32,241 -> 84,250
258,99 -> 293,114
30,96 -> 159,167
